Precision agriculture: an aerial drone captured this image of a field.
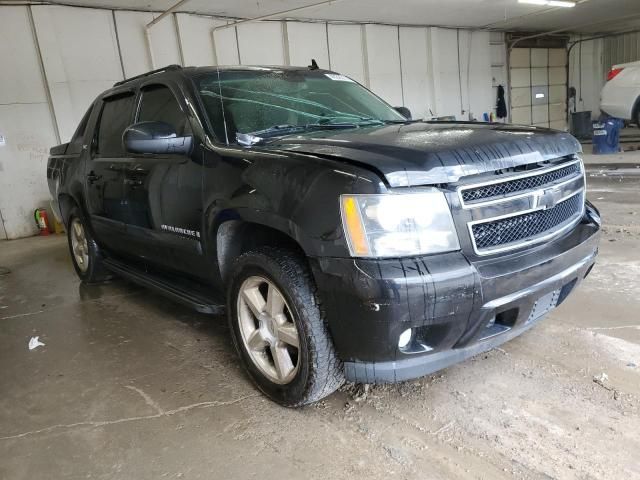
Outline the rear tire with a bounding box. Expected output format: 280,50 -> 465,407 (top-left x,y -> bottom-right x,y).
227,247 -> 344,406
66,206 -> 111,284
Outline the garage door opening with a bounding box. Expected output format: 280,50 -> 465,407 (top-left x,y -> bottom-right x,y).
510,46 -> 568,130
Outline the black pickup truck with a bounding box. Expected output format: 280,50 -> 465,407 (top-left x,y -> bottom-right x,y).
48,64 -> 601,406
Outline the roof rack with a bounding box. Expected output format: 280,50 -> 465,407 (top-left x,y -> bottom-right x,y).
113,64 -> 182,87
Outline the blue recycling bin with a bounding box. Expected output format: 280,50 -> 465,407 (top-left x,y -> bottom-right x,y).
592,117 -> 624,154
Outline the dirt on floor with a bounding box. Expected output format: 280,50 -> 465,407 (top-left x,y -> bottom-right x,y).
0,169 -> 639,480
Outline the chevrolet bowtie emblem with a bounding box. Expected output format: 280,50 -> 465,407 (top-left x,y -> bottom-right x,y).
537,186 -> 563,210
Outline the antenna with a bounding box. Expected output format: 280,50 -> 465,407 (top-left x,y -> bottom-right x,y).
308,59 -> 319,70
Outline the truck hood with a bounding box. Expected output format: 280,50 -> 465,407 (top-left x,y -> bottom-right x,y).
263,122 -> 581,187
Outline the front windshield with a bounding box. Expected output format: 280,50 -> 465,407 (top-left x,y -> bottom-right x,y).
197,69 -> 406,143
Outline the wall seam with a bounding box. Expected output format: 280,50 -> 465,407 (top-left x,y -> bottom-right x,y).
361,24 -> 370,87
27,5 -> 61,144
234,25 -> 241,63
325,22 -> 332,69
427,27 -> 439,116
0,207 -> 7,241
282,21 -> 290,66
174,13 -> 186,66
211,26 -> 219,65
456,29 -> 464,117
112,10 -> 126,78
397,26 -> 405,107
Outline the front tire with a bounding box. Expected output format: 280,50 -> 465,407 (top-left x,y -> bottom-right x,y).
66,206 -> 111,283
227,247 -> 344,406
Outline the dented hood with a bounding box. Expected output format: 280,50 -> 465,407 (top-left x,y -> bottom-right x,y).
264,122 -> 581,187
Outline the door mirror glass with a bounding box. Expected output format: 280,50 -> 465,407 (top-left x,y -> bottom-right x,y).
394,106 -> 412,119
123,121 -> 192,155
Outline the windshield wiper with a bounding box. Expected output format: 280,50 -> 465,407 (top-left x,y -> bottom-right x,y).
316,116 -> 386,126
238,120 -> 383,146
383,118 -> 424,124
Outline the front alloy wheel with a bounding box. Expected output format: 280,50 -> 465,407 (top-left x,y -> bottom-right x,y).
228,247 -> 344,406
237,276 -> 300,384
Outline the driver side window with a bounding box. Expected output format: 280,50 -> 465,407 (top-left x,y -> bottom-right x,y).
137,85 -> 190,136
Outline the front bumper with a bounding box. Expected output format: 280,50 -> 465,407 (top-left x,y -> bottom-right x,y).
311,203 -> 600,383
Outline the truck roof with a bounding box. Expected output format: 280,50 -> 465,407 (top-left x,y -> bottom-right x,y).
109,64 -> 331,92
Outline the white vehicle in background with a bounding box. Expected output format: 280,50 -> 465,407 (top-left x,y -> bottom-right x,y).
600,60 -> 640,126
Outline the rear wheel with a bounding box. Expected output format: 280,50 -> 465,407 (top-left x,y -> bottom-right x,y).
66,206 -> 111,283
227,247 -> 344,406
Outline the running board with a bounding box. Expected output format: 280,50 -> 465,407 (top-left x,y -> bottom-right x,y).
103,258 -> 225,315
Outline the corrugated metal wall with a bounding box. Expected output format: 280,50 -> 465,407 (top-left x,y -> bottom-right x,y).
603,31 -> 640,70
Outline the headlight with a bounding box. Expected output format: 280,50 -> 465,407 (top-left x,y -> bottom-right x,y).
340,189 -> 460,257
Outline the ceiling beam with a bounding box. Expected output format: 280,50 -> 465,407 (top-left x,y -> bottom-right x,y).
212,0 -> 345,32
509,10 -> 640,48
146,0 -> 190,28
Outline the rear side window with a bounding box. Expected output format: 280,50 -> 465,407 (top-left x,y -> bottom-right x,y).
71,104 -> 93,144
137,85 -> 189,136
96,94 -> 135,156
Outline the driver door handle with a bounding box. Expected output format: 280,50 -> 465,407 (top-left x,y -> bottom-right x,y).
86,171 -> 101,184
124,178 -> 143,187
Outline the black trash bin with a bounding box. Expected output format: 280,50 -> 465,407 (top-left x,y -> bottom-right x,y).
570,111 -> 592,139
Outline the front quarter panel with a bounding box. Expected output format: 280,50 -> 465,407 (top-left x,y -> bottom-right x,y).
202,145 -> 385,260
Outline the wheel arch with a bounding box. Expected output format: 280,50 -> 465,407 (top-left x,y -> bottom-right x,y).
57,193 -> 79,227
216,219 -> 307,284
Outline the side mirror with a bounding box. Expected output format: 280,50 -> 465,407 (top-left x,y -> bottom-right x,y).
123,121 -> 192,155
394,106 -> 412,119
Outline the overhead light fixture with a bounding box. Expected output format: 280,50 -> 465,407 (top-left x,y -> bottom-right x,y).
548,0 -> 576,6
518,0 -> 576,6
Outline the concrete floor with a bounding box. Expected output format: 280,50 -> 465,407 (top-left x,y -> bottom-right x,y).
1,161 -> 640,479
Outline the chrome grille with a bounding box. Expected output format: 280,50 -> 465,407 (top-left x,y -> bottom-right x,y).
457,158 -> 585,256
461,163 -> 581,203
471,194 -> 582,250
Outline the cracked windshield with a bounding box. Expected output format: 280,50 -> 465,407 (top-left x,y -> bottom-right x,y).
197,69 -> 405,144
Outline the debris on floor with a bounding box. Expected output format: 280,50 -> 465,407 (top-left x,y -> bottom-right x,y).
28,336 -> 45,350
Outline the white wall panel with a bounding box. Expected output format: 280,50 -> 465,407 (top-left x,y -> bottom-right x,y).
0,104 -> 58,239
399,27 -> 433,120
460,30 -> 493,120
0,7 -> 58,239
32,5 -> 123,142
237,22 -> 285,65
176,13 -> 221,67
114,11 -> 153,77
364,25 -> 403,106
0,9 -> 48,106
286,22 -> 329,69
213,25 -> 240,65
430,28 -> 462,118
147,14 -> 182,67
327,24 -> 365,84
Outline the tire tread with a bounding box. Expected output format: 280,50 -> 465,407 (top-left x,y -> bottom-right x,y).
229,246 -> 344,406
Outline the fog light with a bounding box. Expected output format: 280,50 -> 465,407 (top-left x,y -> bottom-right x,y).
398,328 -> 412,349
